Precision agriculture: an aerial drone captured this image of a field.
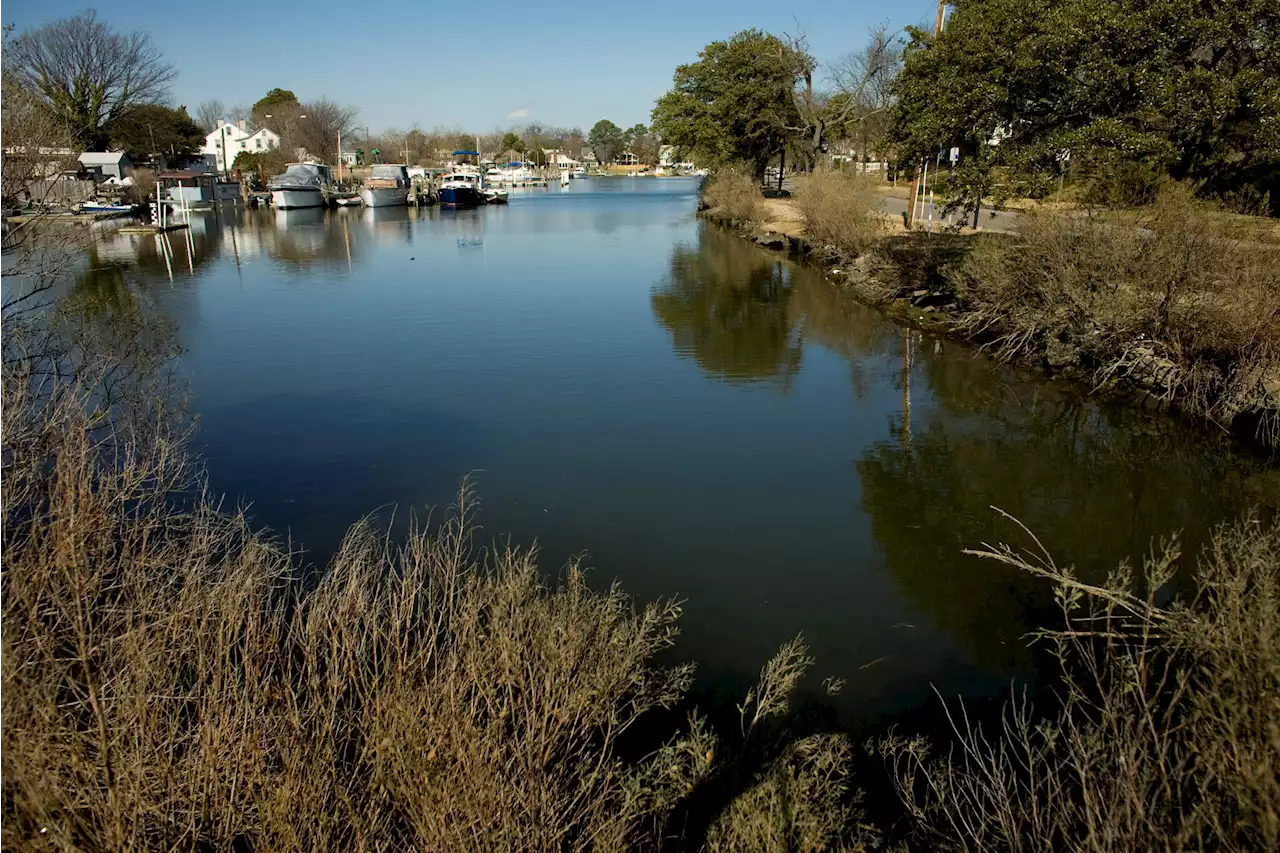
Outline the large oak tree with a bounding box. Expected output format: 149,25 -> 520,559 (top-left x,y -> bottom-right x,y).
890,0 -> 1280,207
651,30 -> 806,179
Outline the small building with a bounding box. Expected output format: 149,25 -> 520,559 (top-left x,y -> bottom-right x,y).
339,150 -> 360,167
201,120 -> 281,172
580,147 -> 599,168
616,151 -> 639,166
78,151 -> 133,181
543,149 -> 580,169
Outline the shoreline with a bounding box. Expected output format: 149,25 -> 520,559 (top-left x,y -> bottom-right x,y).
698,200 -> 1280,455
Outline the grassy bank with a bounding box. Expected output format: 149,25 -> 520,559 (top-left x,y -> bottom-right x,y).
699,171 -> 1280,446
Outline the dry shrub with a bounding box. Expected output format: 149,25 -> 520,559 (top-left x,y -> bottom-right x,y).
793,170 -> 886,259
703,639 -> 863,852
702,166 -> 764,224
881,511 -> 1280,852
953,184 -> 1280,439
0,309 -> 718,851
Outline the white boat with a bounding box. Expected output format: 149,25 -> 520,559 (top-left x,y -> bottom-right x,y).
358,164 -> 410,207
482,187 -> 509,204
269,162 -> 333,209
571,166 -> 587,179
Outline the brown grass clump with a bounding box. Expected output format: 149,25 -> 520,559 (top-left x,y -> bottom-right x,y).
952,184 -> 1280,440
701,166 -> 765,224
880,510 -> 1280,853
793,170 -> 886,259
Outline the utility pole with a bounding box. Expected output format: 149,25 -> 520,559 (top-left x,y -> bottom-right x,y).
909,0 -> 949,227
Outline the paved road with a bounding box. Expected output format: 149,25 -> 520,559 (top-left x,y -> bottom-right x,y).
877,194 -> 1021,234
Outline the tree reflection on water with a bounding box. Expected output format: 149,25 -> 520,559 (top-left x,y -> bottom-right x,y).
657,222 -> 1275,682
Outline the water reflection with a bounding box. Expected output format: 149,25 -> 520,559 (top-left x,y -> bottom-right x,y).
651,226 -> 803,386
657,222 -> 1276,683
56,187 -> 1274,729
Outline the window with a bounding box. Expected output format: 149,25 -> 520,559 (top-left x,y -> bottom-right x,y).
256,138 -> 262,149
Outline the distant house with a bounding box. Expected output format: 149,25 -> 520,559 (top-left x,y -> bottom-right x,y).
543,149 -> 580,169
658,145 -> 676,168
201,120 -> 281,171
339,150 -> 360,167
580,147 -> 599,168
616,151 -> 639,166
78,151 -> 133,181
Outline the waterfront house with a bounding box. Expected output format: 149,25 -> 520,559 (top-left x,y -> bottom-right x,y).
201,121 -> 281,172
616,151 -> 639,166
543,150 -> 581,170
78,151 -> 133,181
580,147 -> 599,169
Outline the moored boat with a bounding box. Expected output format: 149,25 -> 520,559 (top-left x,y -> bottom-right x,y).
358,164 -> 410,207
439,151 -> 483,208
269,162 -> 333,209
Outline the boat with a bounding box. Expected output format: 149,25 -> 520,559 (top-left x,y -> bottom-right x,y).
358,164 -> 410,207
439,151 -> 483,208
570,166 -> 588,179
333,193 -> 363,207
77,202 -> 135,214
268,162 -> 333,209
482,187 -> 509,204
484,166 -> 505,185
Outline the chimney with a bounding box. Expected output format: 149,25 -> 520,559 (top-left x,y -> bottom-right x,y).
238,120 -> 248,133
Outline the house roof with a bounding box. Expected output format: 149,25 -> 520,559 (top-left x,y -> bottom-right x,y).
79,151 -> 129,165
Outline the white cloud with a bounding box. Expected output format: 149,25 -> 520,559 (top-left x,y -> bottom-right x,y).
506,108 -> 531,120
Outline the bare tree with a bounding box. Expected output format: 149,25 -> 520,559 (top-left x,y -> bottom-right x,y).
784,23 -> 903,167
827,23 -> 903,168
294,99 -> 358,164
1,71 -> 88,312
195,99 -> 225,132
5,10 -> 176,151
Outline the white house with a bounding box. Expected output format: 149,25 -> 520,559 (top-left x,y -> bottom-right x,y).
201,120 -> 281,172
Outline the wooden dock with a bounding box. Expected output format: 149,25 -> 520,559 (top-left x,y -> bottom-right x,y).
118,223 -> 189,234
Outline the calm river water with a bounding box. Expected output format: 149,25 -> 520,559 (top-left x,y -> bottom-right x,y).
79,177 -> 1276,724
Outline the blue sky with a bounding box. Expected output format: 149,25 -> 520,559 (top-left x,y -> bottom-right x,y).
5,1 -> 938,132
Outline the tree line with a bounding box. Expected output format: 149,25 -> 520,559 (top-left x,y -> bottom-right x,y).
652,0 -> 1279,210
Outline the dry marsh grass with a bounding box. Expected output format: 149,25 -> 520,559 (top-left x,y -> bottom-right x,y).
951,185 -> 1280,440
880,511 -> 1280,852
701,166 -> 765,224
793,171 -> 887,259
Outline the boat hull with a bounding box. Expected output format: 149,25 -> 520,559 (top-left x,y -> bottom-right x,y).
271,188 -> 326,209
358,186 -> 409,207
438,186 -> 481,208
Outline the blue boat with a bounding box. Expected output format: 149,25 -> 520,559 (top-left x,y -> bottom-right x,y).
439,150 -> 483,208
